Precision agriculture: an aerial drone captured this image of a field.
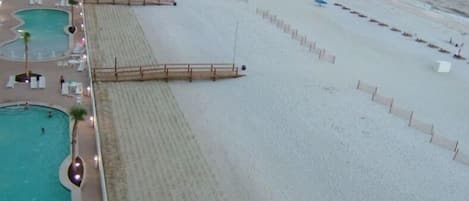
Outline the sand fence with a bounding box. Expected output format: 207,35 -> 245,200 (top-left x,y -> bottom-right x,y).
356,80 -> 468,167
255,8 -> 336,64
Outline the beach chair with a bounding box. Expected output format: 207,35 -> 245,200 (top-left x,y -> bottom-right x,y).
75,83 -> 83,95
30,77 -> 38,89
61,82 -> 69,95
77,62 -> 85,72
39,76 -> 46,89
6,75 -> 15,88
76,95 -> 83,104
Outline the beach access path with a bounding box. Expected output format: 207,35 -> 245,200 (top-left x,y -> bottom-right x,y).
85,4 -> 226,201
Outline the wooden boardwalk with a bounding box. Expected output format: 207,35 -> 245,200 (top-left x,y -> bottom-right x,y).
92,63 -> 244,82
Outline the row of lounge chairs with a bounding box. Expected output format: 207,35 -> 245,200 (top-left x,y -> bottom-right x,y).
29,0 -> 43,5
30,76 -> 46,89
5,75 -> 45,89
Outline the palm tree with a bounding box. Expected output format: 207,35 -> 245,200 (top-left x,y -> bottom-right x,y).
21,31 -> 31,79
69,0 -> 78,33
69,105 -> 87,166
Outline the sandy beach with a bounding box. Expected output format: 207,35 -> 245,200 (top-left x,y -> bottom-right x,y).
131,0 -> 469,200
84,0 -> 469,200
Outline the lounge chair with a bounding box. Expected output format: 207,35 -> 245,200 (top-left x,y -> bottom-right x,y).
39,76 -> 46,89
72,43 -> 85,54
6,75 -> 15,88
30,77 -> 38,89
61,82 -> 69,95
76,95 -> 82,104
75,83 -> 83,95
29,0 -> 35,5
37,0 -> 43,5
77,62 -> 85,72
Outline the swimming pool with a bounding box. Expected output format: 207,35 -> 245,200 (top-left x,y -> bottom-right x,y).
0,9 -> 69,61
0,105 -> 70,201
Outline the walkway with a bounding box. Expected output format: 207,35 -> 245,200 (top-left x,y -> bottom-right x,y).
85,4 -> 226,201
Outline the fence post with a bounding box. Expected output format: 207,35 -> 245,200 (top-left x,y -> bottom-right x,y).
454,141 -> 459,152
356,80 -> 361,89
165,64 -> 168,82
213,69 -> 217,81
430,124 -> 434,135
453,148 -> 459,160
371,87 -> 378,101
388,98 -> 394,113
408,111 -> 414,127
189,69 -> 192,82
140,66 -> 143,80
93,68 -> 96,81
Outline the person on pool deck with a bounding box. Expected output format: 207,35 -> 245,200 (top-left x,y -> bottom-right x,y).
59,75 -> 65,91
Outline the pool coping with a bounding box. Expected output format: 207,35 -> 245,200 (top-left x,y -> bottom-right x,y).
0,101 -> 82,201
0,8 -> 73,62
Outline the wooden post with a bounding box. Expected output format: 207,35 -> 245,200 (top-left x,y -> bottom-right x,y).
430,124 -> 434,135
114,57 -> 118,81
213,68 -> 217,81
388,98 -> 394,113
93,68 -> 96,81
187,64 -> 190,72
371,87 -> 378,101
165,68 -> 168,82
453,148 -> 459,160
189,69 -> 192,82
429,132 -> 434,143
232,64 -> 235,72
454,141 -> 459,152
356,80 -> 361,89
235,68 -> 238,77
139,66 -> 143,80
408,111 -> 414,127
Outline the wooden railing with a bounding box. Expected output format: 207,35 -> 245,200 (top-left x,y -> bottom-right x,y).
92,63 -> 244,82
83,0 -> 176,6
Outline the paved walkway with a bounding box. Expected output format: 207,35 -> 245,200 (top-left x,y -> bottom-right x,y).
85,4 -> 226,201
0,1 -> 102,201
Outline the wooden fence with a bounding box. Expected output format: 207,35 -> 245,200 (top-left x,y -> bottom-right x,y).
92,63 -> 243,82
356,80 -> 468,167
83,0 -> 176,6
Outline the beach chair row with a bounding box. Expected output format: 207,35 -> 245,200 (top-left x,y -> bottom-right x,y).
30,76 -> 46,89
334,3 -> 466,61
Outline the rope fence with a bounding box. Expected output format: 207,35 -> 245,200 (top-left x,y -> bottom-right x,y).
256,8 -> 336,64
356,80 -> 468,167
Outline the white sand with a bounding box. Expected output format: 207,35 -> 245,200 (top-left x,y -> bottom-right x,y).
134,0 -> 469,201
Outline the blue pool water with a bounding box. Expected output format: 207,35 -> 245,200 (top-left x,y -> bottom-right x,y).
0,9 -> 69,61
0,105 -> 70,201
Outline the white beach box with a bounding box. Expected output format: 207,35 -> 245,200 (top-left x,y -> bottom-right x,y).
434,61 -> 451,73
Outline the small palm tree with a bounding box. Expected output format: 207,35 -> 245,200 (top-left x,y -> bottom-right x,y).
69,0 -> 78,33
21,31 -> 31,79
69,105 -> 87,166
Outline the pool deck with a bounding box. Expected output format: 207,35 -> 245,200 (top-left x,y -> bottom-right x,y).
0,1 -> 102,201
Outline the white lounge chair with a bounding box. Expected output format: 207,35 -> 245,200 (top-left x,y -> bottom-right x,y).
29,0 -> 35,5
77,62 -> 85,72
30,77 -> 38,89
6,75 -> 15,88
37,0 -> 43,5
76,95 -> 83,104
38,76 -> 46,89
61,82 -> 69,95
75,83 -> 83,95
